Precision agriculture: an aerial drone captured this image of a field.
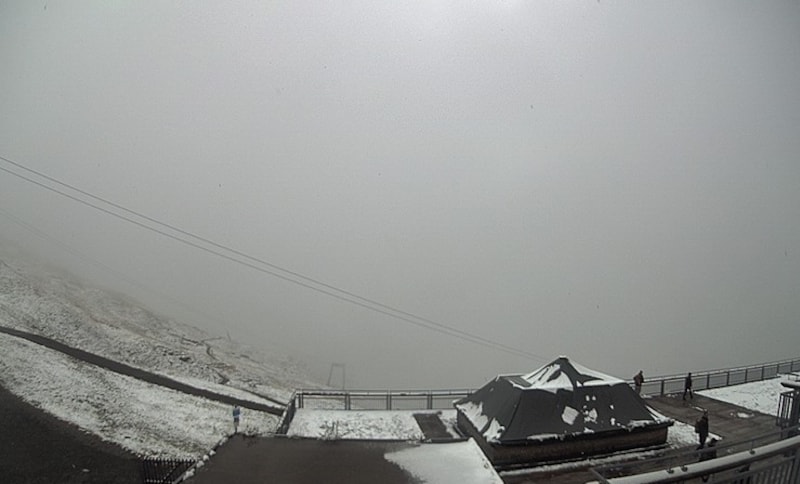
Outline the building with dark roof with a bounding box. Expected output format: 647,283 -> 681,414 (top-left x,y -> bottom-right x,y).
454,356 -> 672,466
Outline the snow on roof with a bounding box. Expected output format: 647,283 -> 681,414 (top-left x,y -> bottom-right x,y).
455,356 -> 665,443
516,356 -> 624,390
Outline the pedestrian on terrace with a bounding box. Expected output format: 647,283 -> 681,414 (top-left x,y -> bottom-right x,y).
683,372 -> 693,400
633,370 -> 644,395
695,410 -> 709,449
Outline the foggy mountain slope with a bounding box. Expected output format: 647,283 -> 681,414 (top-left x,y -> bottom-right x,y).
0,256 -> 321,404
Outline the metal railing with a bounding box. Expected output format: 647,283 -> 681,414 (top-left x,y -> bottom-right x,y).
637,357 -> 800,397
589,428 -> 800,483
293,388 -> 474,410
139,458 -> 194,484
288,358 -> 800,412
275,391 -> 297,435
591,424 -> 800,481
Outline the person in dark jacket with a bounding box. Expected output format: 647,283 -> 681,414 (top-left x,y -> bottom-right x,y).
695,410 -> 709,449
633,370 -> 644,395
683,372 -> 693,400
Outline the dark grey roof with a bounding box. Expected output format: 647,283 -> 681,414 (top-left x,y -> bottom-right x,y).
455,356 -> 667,443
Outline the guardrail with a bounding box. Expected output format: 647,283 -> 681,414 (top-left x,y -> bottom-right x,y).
590,426 -> 800,483
288,358 -> 800,412
638,357 -> 800,397
591,424 -> 800,480
293,389 -> 474,411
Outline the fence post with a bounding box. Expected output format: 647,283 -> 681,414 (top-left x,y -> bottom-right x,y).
660,379 -> 665,396
427,392 -> 433,409
298,393 -> 304,409
761,365 -> 765,381
345,393 -> 351,410
706,373 -> 710,390
727,371 -> 730,386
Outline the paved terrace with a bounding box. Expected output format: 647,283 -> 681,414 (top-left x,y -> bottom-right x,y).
186,388 -> 789,483
506,392 -> 783,483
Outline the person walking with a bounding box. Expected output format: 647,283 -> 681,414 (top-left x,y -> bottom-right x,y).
683,372 -> 693,400
232,405 -> 241,434
695,410 -> 709,449
633,370 -> 644,395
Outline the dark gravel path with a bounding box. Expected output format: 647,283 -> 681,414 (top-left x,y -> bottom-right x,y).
188,435 -> 420,484
0,325 -> 285,415
0,383 -> 140,483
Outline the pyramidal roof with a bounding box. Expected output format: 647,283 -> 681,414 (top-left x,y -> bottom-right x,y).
513,356 -> 624,391
455,356 -> 668,444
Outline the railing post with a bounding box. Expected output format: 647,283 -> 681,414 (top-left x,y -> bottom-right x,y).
706,373 -> 710,390
427,392 -> 433,409
298,393 -> 304,409
727,370 -> 730,386
387,392 -> 392,410
660,379 -> 665,396
345,393 -> 351,410
761,365 -> 765,380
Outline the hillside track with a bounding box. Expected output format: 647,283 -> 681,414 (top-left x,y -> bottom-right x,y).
0,325 -> 286,416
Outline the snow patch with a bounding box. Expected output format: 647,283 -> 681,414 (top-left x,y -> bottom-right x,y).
385,439 -> 503,484
698,377 -> 789,416
562,406 -> 578,425
287,409 -> 424,440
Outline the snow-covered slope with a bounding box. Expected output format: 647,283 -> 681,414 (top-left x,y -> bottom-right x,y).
0,255 -> 321,458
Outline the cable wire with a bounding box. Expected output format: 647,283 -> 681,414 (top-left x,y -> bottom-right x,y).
0,155 -> 547,362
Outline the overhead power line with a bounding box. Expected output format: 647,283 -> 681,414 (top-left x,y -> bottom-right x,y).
0,154 -> 547,362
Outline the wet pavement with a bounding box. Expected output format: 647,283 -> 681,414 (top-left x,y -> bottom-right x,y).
188,436 -> 420,484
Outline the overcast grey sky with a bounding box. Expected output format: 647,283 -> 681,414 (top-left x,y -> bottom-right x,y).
1,1 -> 799,388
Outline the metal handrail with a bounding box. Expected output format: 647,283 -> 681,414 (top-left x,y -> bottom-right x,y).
592,433 -> 800,483
636,357 -> 800,397
294,388 -> 475,410
591,424 -> 800,479
645,357 -> 800,382
296,388 -> 475,394
291,357 -> 800,407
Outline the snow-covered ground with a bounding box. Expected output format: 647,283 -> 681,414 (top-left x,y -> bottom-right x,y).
0,257 -> 319,404
0,331 -> 278,458
386,439 -> 503,484
1,251 -> 795,475
287,409 -> 461,440
288,409 -> 426,440
698,375 -> 793,416
0,255 -> 322,458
